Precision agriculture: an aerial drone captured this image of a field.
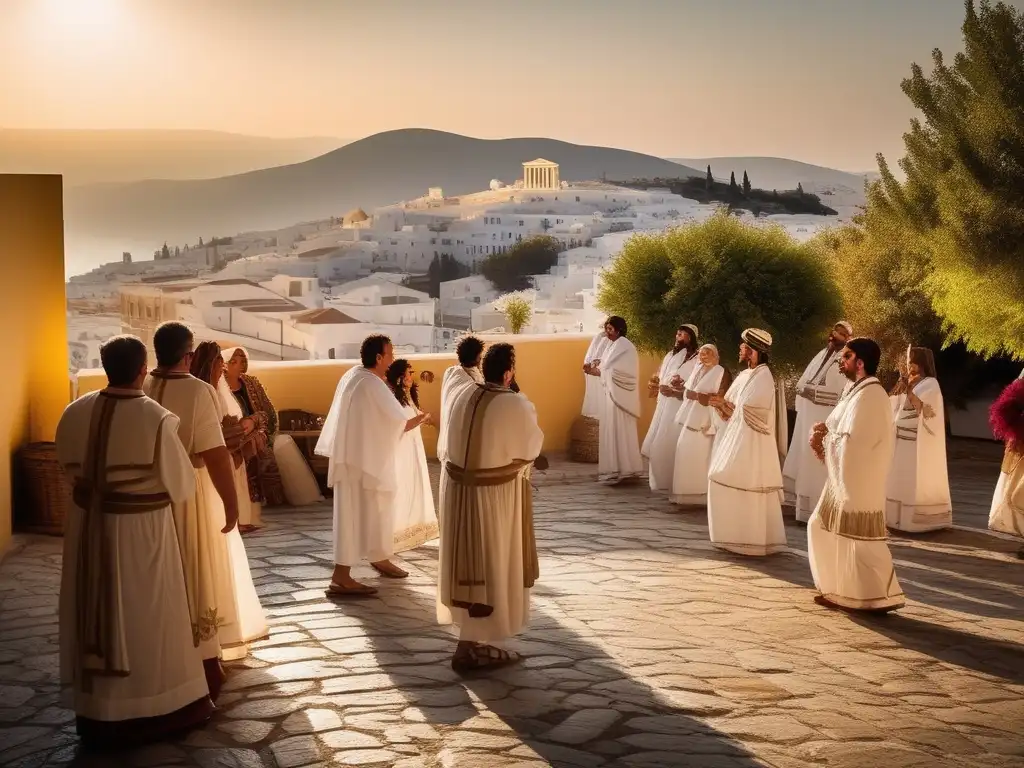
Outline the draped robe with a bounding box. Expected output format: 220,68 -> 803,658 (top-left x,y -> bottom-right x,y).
707,365 -> 788,555
145,372 -> 267,661
645,351 -> 700,491
581,333 -> 611,419
784,346 -> 845,519
315,367 -> 409,565
670,364 -> 725,506
807,376 -> 905,611
886,377 -> 952,532
439,365 -> 483,464
597,336 -> 643,484
56,390 -> 212,742
437,383 -> 544,643
393,400 -> 439,551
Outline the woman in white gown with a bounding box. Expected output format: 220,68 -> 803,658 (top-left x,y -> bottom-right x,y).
386,359 -> 440,551
670,345 -> 726,506
188,342 -> 268,659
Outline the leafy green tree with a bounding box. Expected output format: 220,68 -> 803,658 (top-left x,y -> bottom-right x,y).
742,170 -> 751,195
872,0 -> 1024,360
494,292 -> 533,334
481,235 -> 560,292
809,215 -> 941,369
425,253 -> 470,297
597,212 -> 842,376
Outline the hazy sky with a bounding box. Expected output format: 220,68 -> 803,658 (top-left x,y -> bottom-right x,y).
0,0 -> 1012,170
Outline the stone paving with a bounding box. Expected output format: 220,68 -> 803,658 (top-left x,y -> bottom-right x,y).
1,457 -> 1023,768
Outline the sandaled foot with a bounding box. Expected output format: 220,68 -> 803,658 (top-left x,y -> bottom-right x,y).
371,561 -> 408,579
238,524 -> 258,534
451,643 -> 522,675
324,582 -> 377,598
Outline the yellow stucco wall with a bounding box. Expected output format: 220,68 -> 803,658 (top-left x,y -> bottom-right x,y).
0,175 -> 71,551
76,334 -> 664,459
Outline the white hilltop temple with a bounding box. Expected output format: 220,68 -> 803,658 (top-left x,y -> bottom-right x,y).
522,158 -> 561,190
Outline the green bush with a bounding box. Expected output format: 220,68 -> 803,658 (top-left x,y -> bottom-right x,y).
597,212 -> 843,377
481,235 -> 561,292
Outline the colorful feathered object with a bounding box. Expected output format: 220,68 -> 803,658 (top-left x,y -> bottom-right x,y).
989,378 -> 1024,445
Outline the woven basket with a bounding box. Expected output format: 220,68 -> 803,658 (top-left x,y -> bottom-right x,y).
569,415 -> 600,463
16,442 -> 71,536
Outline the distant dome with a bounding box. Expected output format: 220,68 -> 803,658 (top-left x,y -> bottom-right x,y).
343,208 -> 369,226
489,179 -> 506,190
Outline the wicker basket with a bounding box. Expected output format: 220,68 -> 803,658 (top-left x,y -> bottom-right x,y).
569,415 -> 600,463
16,442 -> 71,536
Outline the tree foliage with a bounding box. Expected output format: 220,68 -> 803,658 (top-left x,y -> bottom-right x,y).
596,212 -> 843,376
742,170 -> 751,195
481,235 -> 561,292
494,292 -> 533,334
425,253 -> 469,298
809,212 -> 941,369
872,0 -> 1024,360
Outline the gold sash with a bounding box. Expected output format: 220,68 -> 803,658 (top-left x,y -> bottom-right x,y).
442,386 -> 539,610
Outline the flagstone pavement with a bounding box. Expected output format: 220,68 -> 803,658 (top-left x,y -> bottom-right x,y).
1,456 -> 1022,768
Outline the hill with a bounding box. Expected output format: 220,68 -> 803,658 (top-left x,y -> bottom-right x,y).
668,156 -> 877,195
64,129 -> 704,243
612,177 -> 838,217
0,129 -> 346,186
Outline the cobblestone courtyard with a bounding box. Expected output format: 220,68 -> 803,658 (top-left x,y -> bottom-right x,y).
1,454 -> 1022,768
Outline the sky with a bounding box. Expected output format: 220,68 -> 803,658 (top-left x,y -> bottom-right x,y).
0,0 -> 1014,171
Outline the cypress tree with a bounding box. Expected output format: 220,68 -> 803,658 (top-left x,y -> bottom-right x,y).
742,170 -> 751,195
729,172 -> 738,194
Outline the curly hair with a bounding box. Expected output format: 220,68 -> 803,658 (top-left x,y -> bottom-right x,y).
385,358 -> 420,409
190,340 -> 223,386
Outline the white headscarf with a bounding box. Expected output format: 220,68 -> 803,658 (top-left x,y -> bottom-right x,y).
218,346 -> 246,419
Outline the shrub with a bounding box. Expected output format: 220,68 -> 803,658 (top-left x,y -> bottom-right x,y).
493,292 -> 533,334
481,235 -> 560,292
596,212 -> 842,377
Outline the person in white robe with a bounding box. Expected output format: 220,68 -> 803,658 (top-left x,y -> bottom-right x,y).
386,358 -> 440,551
315,334 -> 430,595
670,344 -> 726,506
149,332 -> 268,681
581,326 -> 610,418
807,336 -> 905,612
988,377 -> 1024,558
439,336 -> 485,465
886,346 -> 952,532
56,335 -> 214,748
707,329 -> 789,556
644,324 -> 701,491
437,342 -> 544,672
784,321 -> 853,521
586,315 -> 643,485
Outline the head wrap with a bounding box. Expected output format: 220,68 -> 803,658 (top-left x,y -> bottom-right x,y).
680,323 -> 699,340
699,343 -> 719,365
835,321 -> 853,335
741,328 -> 772,356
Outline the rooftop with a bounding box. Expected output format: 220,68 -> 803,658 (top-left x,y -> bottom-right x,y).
0,452 -> 1021,767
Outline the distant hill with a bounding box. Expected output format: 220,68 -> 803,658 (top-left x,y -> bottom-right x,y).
0,129 -> 346,186
64,129 -> 704,243
668,156 -> 878,196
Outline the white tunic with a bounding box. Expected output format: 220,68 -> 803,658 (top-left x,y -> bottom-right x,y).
438,365 -> 483,464
56,391 -> 209,722
145,373 -> 267,661
886,377 -> 952,532
784,346 -> 845,519
670,364 -> 725,506
807,376 -> 904,611
315,367 -> 409,565
437,384 -> 544,643
597,336 -> 644,484
393,401 -> 439,552
581,333 -> 611,419
707,365 -> 788,556
646,352 -> 700,491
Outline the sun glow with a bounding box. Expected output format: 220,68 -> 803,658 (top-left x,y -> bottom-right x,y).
39,0 -> 124,34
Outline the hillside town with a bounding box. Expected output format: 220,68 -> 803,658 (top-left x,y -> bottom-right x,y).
65,158 -> 856,372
